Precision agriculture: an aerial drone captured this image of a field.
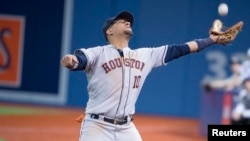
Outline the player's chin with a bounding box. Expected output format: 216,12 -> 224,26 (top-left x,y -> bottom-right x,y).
125,30 -> 133,37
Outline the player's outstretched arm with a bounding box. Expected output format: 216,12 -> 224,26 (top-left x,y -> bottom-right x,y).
164,35 -> 219,63
186,34 -> 219,53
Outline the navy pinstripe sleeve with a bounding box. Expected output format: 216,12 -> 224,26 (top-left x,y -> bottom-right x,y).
165,44 -> 191,63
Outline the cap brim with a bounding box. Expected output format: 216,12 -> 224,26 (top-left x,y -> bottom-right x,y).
114,11 -> 134,27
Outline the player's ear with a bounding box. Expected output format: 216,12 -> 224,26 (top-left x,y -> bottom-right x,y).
106,29 -> 113,35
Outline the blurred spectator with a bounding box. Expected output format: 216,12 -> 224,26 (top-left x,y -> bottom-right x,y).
203,56 -> 242,92
238,48 -> 250,85
231,77 -> 250,125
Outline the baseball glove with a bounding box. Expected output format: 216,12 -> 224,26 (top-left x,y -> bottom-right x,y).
209,19 -> 243,45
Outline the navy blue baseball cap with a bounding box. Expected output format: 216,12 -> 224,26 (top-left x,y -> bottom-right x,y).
103,11 -> 134,41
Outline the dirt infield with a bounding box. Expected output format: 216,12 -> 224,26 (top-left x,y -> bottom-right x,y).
0,103 -> 206,141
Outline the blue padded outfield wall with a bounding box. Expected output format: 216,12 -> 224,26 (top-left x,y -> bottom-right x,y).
0,0 -> 250,118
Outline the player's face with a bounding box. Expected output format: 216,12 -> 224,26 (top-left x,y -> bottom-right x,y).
244,81 -> 250,92
110,19 -> 133,37
230,63 -> 241,74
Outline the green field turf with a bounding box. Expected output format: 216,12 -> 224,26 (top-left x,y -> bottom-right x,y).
0,105 -> 61,115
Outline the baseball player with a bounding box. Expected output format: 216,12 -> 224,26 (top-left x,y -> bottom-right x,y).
231,77 -> 250,125
61,11 -> 242,141
239,48 -> 250,84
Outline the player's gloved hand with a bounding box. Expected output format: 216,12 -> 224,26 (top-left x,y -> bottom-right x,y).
61,54 -> 79,69
209,19 -> 243,46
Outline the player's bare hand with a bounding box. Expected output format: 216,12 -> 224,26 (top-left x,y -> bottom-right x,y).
61,54 -> 79,69
209,34 -> 219,43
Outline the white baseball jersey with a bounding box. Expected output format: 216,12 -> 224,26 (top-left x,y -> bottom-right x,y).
75,44 -> 168,118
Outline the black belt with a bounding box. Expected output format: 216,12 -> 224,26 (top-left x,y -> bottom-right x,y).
89,114 -> 133,125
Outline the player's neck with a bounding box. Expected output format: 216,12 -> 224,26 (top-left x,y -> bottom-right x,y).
109,39 -> 129,49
